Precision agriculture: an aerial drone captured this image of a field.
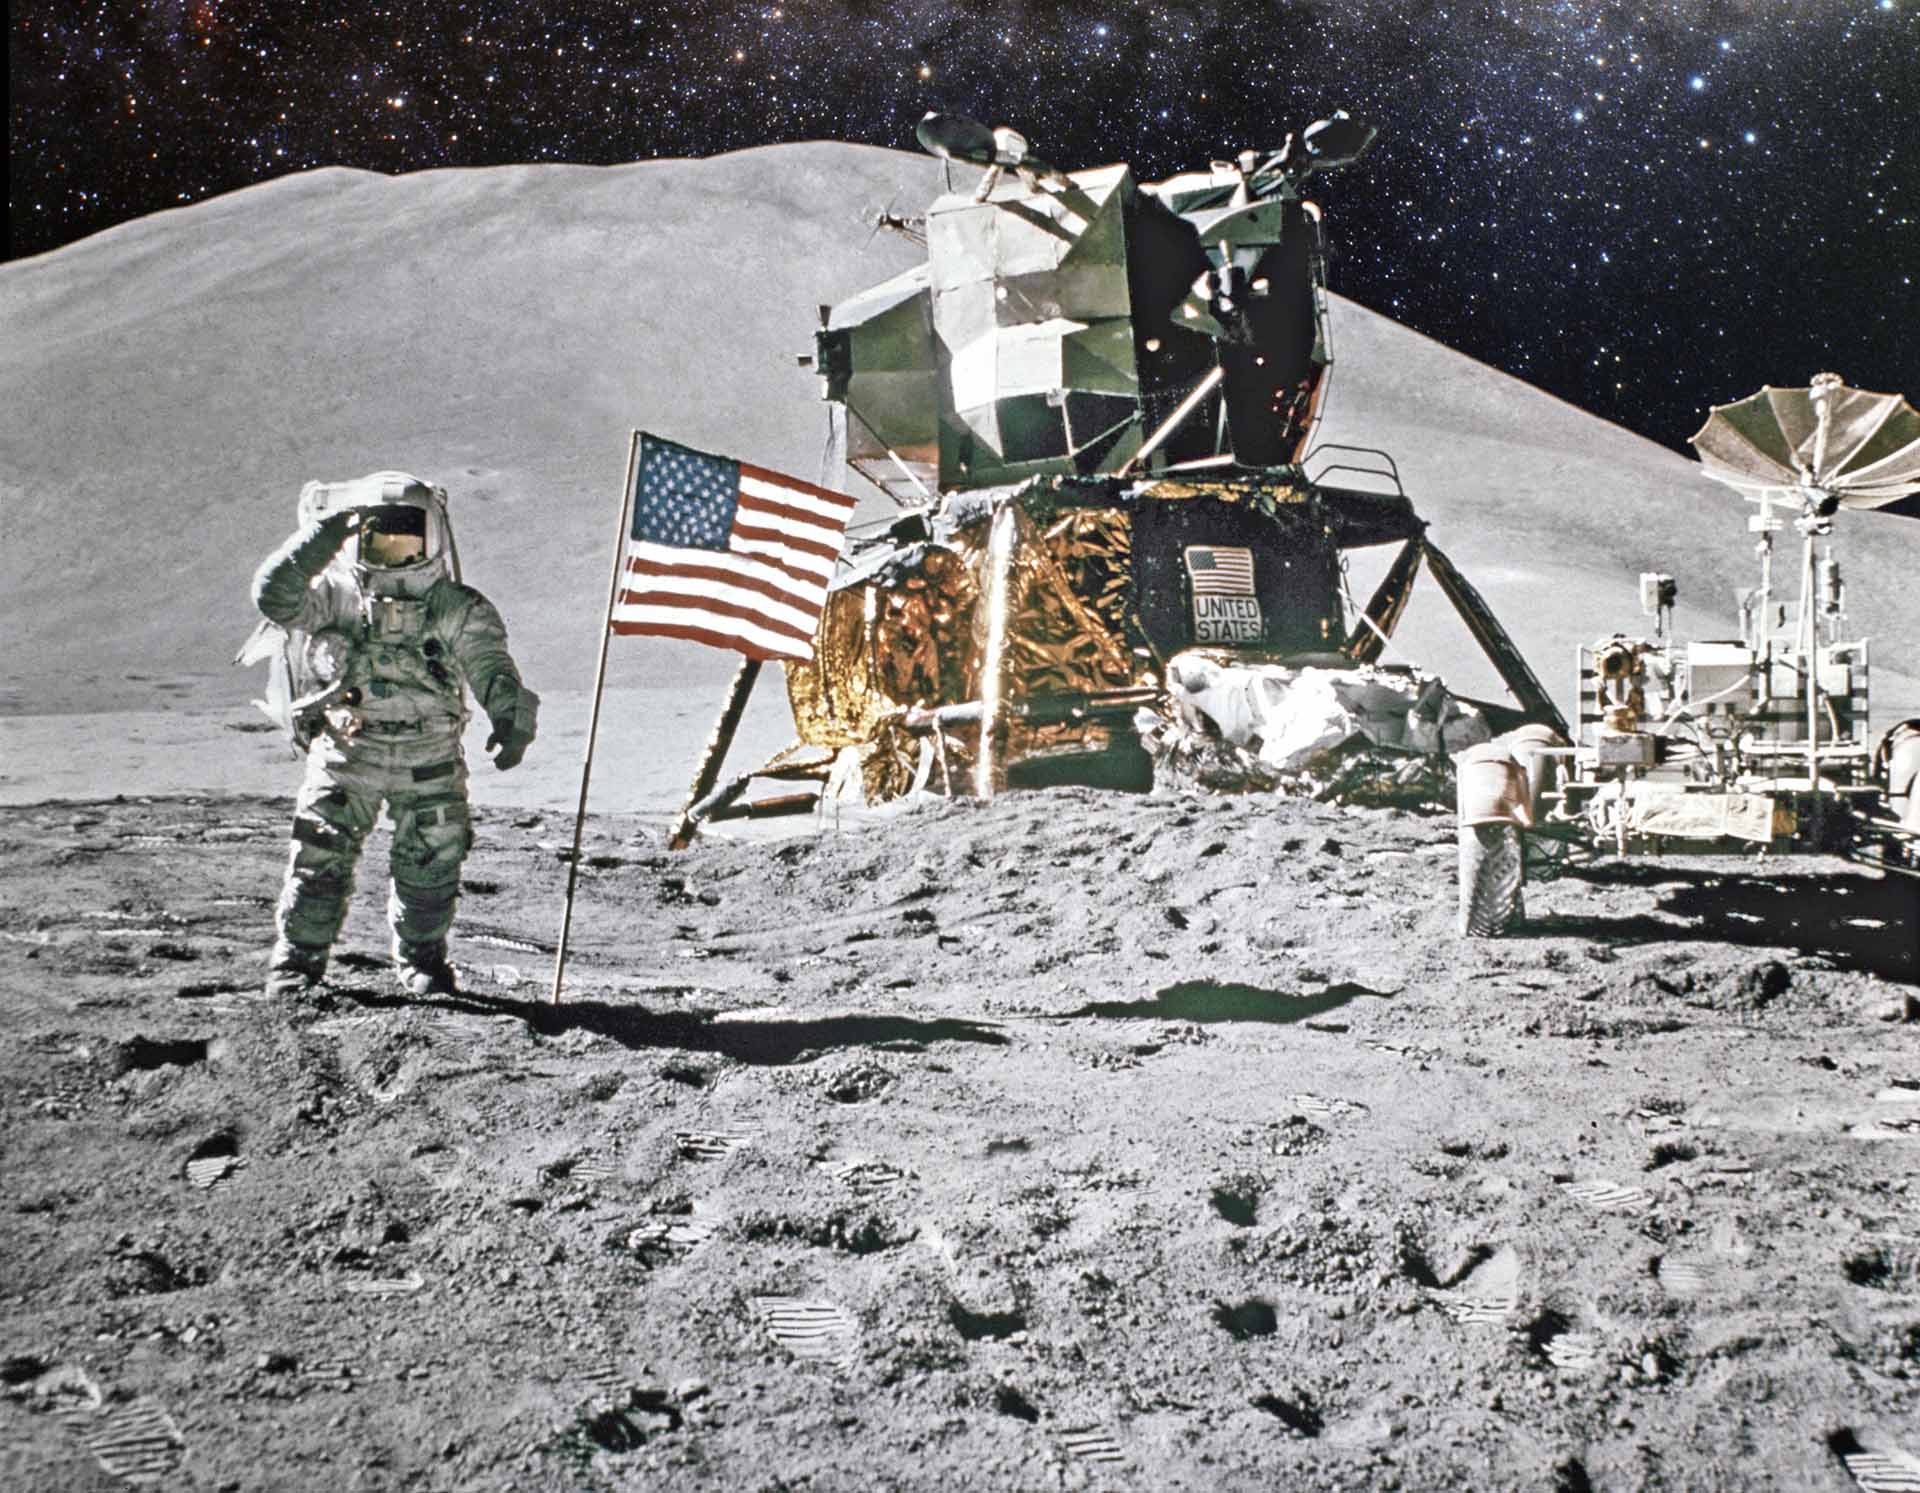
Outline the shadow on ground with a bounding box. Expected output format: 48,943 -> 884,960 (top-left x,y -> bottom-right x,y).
1062,978 -> 1393,1026
1531,864 -> 1920,981
334,987 -> 1011,1063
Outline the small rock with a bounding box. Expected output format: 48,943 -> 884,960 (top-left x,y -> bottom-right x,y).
1731,959 -> 1790,1009
1639,1352 -> 1662,1382
673,1378 -> 709,1403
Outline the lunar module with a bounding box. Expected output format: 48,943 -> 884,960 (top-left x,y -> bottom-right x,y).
1455,373 -> 1920,935
673,112 -> 1568,842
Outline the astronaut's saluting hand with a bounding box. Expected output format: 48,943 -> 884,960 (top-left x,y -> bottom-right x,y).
248,472 -> 538,1000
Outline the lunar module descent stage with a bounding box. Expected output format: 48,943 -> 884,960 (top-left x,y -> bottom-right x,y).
670,111 -> 1572,844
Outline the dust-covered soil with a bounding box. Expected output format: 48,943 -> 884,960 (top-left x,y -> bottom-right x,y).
3,788 -> 1920,1490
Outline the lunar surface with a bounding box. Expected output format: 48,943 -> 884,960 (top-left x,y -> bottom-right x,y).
4,145 -> 1920,1488
3,789 -> 1918,1489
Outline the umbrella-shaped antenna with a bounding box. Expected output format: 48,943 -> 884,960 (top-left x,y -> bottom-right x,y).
1690,372 -> 1920,512
1690,374 -> 1920,788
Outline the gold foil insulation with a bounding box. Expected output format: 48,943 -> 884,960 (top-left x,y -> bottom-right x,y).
975,503 -> 1134,701
784,490 -> 1152,802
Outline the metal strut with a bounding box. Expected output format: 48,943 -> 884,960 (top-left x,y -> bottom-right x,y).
1421,539 -> 1570,740
1345,536 -> 1424,663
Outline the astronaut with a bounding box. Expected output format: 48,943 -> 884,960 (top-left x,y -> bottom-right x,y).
251,472 -> 538,998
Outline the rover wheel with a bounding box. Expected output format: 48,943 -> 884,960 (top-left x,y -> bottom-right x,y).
1458,823 -> 1525,937
1522,830 -> 1573,881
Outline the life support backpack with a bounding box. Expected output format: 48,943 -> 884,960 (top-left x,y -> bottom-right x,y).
235,473 -> 462,750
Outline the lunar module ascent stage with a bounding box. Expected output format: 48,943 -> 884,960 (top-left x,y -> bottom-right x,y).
672,110 -> 1568,841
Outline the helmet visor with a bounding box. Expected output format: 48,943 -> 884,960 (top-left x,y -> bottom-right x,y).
361,505 -> 429,568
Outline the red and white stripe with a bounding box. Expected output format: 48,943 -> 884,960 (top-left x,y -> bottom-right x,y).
611,462 -> 856,662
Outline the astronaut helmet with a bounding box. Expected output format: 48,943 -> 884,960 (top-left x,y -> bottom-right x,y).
299,471 -> 457,597
360,503 -> 430,570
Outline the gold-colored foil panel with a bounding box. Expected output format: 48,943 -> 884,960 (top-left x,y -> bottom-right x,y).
855,718 -> 922,803
1042,508 -> 1135,653
789,481 -> 1175,800
787,545 -> 985,753
971,502 -> 1134,703
873,546 -> 979,707
785,587 -> 886,749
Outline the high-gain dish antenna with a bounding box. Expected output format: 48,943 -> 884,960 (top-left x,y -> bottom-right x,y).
1691,372 -> 1920,515
1691,373 -> 1920,782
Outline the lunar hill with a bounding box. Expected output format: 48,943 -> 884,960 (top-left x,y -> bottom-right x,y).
1,142 -> 1915,809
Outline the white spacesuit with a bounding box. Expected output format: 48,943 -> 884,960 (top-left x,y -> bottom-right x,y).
252,472 -> 538,998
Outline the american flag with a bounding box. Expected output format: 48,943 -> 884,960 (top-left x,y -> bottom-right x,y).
1184,544 -> 1256,597
610,433 -> 856,662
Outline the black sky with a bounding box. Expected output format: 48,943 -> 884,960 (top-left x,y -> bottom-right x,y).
9,1 -> 1917,450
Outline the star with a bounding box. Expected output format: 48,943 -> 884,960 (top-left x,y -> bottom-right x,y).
5,2 -> 1915,450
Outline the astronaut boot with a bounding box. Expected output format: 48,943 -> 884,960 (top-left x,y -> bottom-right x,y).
394,939 -> 458,998
264,940 -> 330,999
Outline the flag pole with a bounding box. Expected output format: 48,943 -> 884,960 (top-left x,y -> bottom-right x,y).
551,429 -> 643,1004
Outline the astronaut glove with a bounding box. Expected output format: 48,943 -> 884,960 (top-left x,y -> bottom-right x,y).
483,685 -> 538,772
276,506 -> 365,584
486,725 -> 530,771
316,507 -> 363,543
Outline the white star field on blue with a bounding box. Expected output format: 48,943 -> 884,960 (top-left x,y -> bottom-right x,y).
633,435 -> 739,550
